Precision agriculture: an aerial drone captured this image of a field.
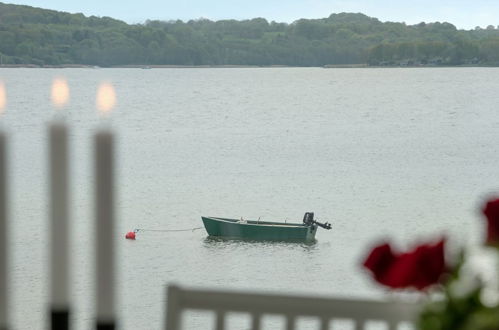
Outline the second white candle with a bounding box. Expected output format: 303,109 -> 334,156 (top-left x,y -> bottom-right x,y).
49,78 -> 71,312
95,82 -> 117,326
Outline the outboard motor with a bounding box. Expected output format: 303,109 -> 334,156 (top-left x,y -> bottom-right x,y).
303,212 -> 315,225
303,212 -> 332,230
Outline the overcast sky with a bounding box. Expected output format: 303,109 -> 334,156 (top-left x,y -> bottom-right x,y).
5,0 -> 499,30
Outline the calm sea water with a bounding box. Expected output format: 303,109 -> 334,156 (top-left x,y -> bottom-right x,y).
1,67 -> 499,329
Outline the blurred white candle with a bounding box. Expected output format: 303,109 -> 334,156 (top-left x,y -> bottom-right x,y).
95,82 -> 116,324
50,78 -> 70,310
0,81 -> 8,329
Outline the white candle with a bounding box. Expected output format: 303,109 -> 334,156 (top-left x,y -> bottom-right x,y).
95,128 -> 115,324
0,130 -> 7,330
95,82 -> 116,325
50,78 -> 70,312
0,81 -> 8,329
49,120 -> 69,309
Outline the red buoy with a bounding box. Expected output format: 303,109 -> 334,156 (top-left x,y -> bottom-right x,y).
125,231 -> 136,240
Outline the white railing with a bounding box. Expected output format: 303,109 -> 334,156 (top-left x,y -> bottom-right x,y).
165,285 -> 420,330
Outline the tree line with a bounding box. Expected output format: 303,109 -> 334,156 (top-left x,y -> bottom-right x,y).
1,2 -> 499,67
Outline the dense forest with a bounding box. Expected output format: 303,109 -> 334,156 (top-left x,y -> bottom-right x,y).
1,2 -> 499,67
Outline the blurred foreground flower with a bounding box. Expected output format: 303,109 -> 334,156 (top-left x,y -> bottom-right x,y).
363,239 -> 447,290
483,198 -> 499,247
362,198 -> 499,330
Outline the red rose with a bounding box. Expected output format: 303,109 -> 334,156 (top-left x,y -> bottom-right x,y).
363,243 -> 397,286
384,240 -> 446,290
483,198 -> 499,247
363,239 -> 447,291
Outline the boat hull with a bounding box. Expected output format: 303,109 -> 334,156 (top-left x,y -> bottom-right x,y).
201,216 -> 317,242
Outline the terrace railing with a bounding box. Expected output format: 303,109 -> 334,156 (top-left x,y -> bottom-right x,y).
165,285 -> 420,330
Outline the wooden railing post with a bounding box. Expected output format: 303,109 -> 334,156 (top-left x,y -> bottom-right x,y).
215,310 -> 225,330
250,313 -> 261,330
320,317 -> 329,330
165,285 -> 180,330
354,320 -> 365,330
285,315 -> 295,330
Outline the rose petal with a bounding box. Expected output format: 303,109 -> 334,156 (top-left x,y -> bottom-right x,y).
483,198 -> 499,247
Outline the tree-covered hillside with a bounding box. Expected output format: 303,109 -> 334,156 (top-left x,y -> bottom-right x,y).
1,2 -> 499,67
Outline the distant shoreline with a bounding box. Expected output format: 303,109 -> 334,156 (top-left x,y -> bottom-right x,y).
1,64 -> 498,69
2,3 -> 499,70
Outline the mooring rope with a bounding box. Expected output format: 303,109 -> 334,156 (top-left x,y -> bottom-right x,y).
133,227 -> 203,233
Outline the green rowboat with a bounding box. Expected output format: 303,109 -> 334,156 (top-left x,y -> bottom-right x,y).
201,212 -> 331,242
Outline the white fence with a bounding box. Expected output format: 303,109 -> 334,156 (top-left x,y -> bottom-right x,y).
165,285 -> 420,330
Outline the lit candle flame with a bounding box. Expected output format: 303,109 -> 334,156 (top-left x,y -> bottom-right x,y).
0,81 -> 6,115
51,78 -> 70,109
96,82 -> 116,116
